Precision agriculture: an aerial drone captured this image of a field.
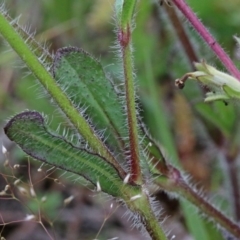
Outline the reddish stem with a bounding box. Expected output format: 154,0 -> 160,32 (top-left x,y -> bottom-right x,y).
226,154 -> 240,221
118,25 -> 142,184
156,165 -> 240,238
172,0 -> 240,80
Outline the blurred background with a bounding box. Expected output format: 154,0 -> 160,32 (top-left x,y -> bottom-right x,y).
0,0 -> 240,239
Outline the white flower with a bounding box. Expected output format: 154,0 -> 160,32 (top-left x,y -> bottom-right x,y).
175,61 -> 240,102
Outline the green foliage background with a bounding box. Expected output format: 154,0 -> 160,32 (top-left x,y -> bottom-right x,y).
0,0 -> 240,239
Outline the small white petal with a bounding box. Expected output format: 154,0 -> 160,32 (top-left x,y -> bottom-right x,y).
0,191 -> 6,196
4,185 -> 9,192
2,145 -> 7,154
24,214 -> 35,221
64,195 -> 74,205
30,187 -> 36,198
41,196 -> 47,202
18,186 -> 27,195
13,164 -> 20,169
14,179 -> 21,185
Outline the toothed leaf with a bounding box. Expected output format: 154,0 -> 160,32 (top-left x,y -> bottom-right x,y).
4,111 -> 134,197
53,47 -> 128,156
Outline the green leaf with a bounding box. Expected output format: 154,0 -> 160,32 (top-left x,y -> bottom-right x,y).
121,0 -> 137,28
115,0 -> 137,28
4,111 -> 135,198
195,101 -> 236,138
0,10 -> 116,165
181,201 -> 212,240
53,47 -> 128,157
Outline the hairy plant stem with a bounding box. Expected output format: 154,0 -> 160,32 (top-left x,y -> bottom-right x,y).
134,196 -> 168,240
118,1 -> 142,184
120,29 -> 142,184
155,166 -> 240,238
226,154 -> 240,221
2,10 -> 53,65
116,2 -> 168,238
172,0 -> 240,80
123,188 -> 167,240
0,11 -> 126,179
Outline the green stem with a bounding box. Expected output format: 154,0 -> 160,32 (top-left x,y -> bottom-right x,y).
119,0 -> 142,184
126,192 -> 168,240
121,0 -> 137,29
2,10 -> 53,65
0,11 -> 125,179
123,36 -> 142,183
